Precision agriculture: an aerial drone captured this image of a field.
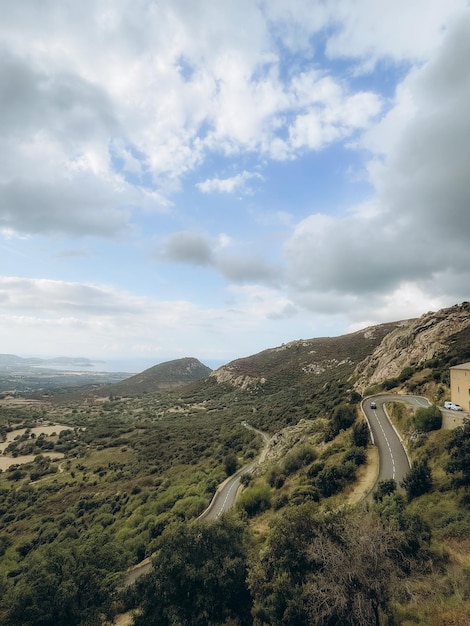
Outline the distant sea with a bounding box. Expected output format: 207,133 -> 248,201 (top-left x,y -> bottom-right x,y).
41,357 -> 226,374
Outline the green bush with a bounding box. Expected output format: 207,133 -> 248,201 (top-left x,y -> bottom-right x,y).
237,483 -> 271,517
401,460 -> 433,501
352,421 -> 370,447
289,485 -> 320,505
382,378 -> 399,390
373,479 -> 397,502
446,418 -> 470,486
414,405 -> 442,432
283,444 -> 316,475
343,446 -> 366,466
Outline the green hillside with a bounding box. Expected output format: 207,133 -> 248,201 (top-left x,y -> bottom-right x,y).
0,306 -> 469,625
97,356 -> 213,397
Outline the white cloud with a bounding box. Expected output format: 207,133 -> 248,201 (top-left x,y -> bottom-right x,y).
324,0 -> 467,65
197,171 -> 263,194
1,1 -> 469,363
0,276 -> 300,362
0,0 -> 401,239
283,11 -> 470,323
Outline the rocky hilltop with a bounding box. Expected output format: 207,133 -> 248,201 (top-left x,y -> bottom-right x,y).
209,321 -> 400,397
210,302 -> 470,402
353,302 -> 470,393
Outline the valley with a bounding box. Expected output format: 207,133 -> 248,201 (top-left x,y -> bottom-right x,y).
0,303 -> 469,625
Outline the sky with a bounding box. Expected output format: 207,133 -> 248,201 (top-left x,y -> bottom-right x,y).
1,0 -> 470,372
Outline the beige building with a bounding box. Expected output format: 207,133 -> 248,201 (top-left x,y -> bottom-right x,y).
450,362 -> 470,411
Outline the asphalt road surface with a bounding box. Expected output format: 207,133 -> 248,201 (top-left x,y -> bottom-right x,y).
363,394 -> 430,493
200,422 -> 271,520
123,423 -> 270,586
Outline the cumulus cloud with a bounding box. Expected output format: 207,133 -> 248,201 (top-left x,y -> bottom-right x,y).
324,0 -> 467,65
0,277 -> 141,314
159,231 -> 280,284
283,13 -> 470,320
0,0 -> 392,238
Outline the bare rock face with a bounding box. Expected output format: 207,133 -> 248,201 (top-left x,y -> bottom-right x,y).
210,366 -> 266,390
353,303 -> 470,393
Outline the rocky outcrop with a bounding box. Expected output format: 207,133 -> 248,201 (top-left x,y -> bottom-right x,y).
210,367 -> 266,390
353,303 -> 470,393
260,419 -> 326,467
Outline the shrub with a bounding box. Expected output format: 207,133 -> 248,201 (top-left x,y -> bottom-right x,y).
316,465 -> 344,497
401,460 -> 433,501
283,445 -> 316,475
343,446 -> 366,466
289,485 -> 320,505
373,479 -> 397,502
332,404 -> 356,431
446,418 -> 470,487
224,453 -> 238,476
237,483 -> 271,517
352,421 -> 370,448
414,405 -> 442,432
382,378 -> 399,390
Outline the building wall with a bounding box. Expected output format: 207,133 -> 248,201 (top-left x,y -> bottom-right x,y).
450,364 -> 470,411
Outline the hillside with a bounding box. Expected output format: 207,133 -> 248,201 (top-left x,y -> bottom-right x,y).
97,356 -> 212,397
1,303 -> 470,625
353,301 -> 470,393
179,302 -> 470,436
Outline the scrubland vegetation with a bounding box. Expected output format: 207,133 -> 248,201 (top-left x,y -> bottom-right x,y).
0,325 -> 469,625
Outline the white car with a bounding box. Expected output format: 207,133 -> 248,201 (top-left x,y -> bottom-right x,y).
444,401 -> 463,411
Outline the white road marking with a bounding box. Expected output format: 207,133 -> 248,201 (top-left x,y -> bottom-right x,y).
372,409 -> 396,479
217,477 -> 239,517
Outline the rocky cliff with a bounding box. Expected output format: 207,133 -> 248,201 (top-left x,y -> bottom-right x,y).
352,302 -> 470,393
210,303 -> 470,399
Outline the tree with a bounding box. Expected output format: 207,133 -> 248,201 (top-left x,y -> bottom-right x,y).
249,503 -> 319,626
303,511 -> 404,626
325,404 -> 357,440
237,483 -> 271,517
413,405 -> 442,432
373,479 -> 397,502
4,538 -> 125,626
401,459 -> 433,501
224,453 -> 238,476
446,418 -> 470,487
249,505 -> 409,626
332,404 -> 356,432
352,421 -> 370,448
134,516 -> 252,626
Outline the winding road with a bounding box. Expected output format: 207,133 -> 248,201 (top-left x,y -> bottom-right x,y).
362,394 -> 430,493
199,422 -> 271,520
123,397 -> 422,587
122,422 -> 271,586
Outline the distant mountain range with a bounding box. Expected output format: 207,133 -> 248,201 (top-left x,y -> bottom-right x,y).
3,302 -> 470,400
0,354 -> 99,369
0,355 -> 126,395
